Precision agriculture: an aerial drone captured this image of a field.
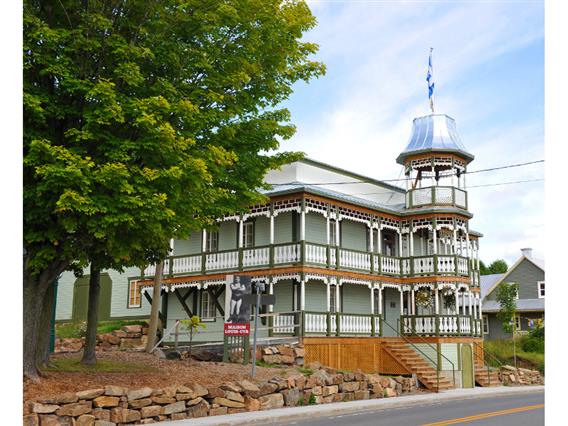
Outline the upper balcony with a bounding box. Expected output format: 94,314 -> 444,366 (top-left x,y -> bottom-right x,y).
406,186 -> 468,210
142,242 -> 478,284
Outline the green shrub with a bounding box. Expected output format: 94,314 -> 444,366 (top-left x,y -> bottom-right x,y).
521,336 -> 544,354
308,393 -> 317,405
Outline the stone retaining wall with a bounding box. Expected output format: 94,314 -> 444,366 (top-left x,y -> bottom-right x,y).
24,366 -> 417,425
56,325 -> 149,353
499,365 -> 544,386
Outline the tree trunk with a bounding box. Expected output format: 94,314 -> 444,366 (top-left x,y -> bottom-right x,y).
37,282 -> 56,368
23,259 -> 67,381
145,260 -> 164,353
81,263 -> 101,365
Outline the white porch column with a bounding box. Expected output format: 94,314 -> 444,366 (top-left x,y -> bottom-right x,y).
432,219 -> 438,255
269,280 -> 274,312
336,284 -> 340,312
238,219 -> 244,248
468,291 -> 473,316
454,289 -> 460,315
269,214 -> 275,245
300,211 -> 306,241
398,229 -> 403,257
377,226 -> 382,254
369,224 -> 374,252
400,289 -> 404,315
407,291 -> 411,315
326,283 -> 331,312
411,289 -> 416,315
202,229 -> 207,252
409,228 -> 414,257
300,280 -> 305,311
452,227 -> 458,255
378,286 -> 383,315
326,216 -> 330,245
335,219 -> 340,246
434,286 -> 439,314
473,293 -> 478,319
465,231 -> 470,259
478,293 -> 483,318
370,287 -> 375,314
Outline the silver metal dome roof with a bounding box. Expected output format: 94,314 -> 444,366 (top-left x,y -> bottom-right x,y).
396,114 -> 474,164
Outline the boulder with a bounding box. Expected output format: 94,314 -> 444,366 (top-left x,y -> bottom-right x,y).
187,400 -> 210,418
187,397 -> 204,407
206,387 -> 225,399
32,403 -> 59,414
104,385 -> 125,396
119,337 -> 145,350
225,391 -> 245,403
263,354 -> 281,364
129,398 -> 152,409
354,390 -> 370,400
141,405 -> 163,418
153,348 -> 166,359
209,407 -> 228,416
189,383 -> 209,397
110,407 -> 141,423
340,381 -> 360,392
244,396 -> 261,412
343,372 -> 355,382
22,413 -> 38,426
176,393 -> 196,401
127,387 -> 153,401
281,388 -> 300,407
294,348 -> 305,358
102,334 -> 121,345
259,393 -> 284,410
259,382 -> 279,396
384,388 -> 397,398
212,397 -> 245,408
163,401 -> 186,415
93,396 -> 120,408
151,396 -> 176,404
342,392 -> 354,402
77,389 -> 105,400
56,402 -> 92,417
170,413 -> 188,420
94,421 -> 115,426
326,374 -> 343,386
76,414 -> 96,426
91,409 -> 110,421
112,330 -> 127,338
278,345 -> 295,357
323,385 -> 339,396
280,355 -> 295,365
121,324 -> 143,333
238,380 -> 261,394
370,383 -> 384,396
37,415 -> 61,426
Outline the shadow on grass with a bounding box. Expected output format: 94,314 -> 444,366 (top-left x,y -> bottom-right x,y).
42,357 -> 158,374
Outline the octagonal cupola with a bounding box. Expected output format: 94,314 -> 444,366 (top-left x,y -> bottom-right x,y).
400,113 -> 473,211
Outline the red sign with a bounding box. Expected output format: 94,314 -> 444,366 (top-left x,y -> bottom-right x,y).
224,323 -> 250,336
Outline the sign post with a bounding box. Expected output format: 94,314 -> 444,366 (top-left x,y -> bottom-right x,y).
223,275 -> 252,364
251,281 -> 265,378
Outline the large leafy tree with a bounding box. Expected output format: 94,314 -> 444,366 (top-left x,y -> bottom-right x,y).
24,0 -> 324,380
488,259 -> 508,274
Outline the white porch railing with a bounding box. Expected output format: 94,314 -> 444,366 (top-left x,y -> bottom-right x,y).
339,249 -> 370,271
339,313 -> 372,334
437,256 -> 455,273
304,312 -> 328,334
401,315 -> 481,337
381,255 -> 400,275
273,313 -> 296,334
305,244 -> 327,265
242,247 -> 270,268
274,243 -> 301,264
457,257 -> 469,275
206,251 -> 239,270
414,257 -> 434,274
172,255 -> 201,274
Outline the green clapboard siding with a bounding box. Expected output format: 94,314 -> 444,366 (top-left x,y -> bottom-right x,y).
341,220 -> 366,251
274,212 -> 293,244
255,217 -> 270,246
274,280 -> 294,312
174,232 -> 202,256
413,343 -> 438,368
342,283 -> 371,314
486,258 -> 545,300
306,213 -> 327,245
219,221 -> 237,251
305,280 -> 327,311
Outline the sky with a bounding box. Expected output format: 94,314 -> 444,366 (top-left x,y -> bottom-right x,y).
279,0 -> 544,266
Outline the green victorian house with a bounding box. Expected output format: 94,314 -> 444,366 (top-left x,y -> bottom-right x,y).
56,112 -> 497,391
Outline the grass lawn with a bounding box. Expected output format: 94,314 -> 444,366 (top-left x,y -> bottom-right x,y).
56,319 -> 148,339
484,339 -> 544,374
43,357 -> 158,374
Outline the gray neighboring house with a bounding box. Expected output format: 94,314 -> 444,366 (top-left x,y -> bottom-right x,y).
480,248 -> 544,340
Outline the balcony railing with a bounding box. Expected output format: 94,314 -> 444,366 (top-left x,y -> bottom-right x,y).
406,186 -> 468,210
271,311 -> 382,337
143,242 -> 476,281
400,314 -> 482,337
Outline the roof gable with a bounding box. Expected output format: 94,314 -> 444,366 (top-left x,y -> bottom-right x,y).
483,256 -> 545,300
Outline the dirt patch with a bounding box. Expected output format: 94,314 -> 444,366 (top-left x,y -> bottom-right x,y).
25,351 -> 298,402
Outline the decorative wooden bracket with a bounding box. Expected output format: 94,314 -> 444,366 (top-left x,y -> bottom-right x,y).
143,291 -> 166,325
174,288 -> 196,318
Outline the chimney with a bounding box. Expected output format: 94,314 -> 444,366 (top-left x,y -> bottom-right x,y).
521,248 -> 533,258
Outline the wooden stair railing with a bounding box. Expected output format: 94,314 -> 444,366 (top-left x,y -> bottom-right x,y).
472,341 -> 503,387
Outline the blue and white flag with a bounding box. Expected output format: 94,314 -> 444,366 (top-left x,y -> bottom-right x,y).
427,48 -> 435,113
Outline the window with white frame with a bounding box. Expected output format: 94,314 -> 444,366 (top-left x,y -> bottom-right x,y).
205,231 -> 219,252
538,281 -> 545,298
483,314 -> 489,334
329,285 -> 337,313
514,315 -> 522,331
243,221 -> 254,248
128,280 -> 141,308
201,291 -> 216,320
329,220 -> 338,246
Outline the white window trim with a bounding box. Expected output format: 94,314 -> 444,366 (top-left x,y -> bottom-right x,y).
205,231 -> 219,252
201,291 -> 216,322
243,221 -> 254,248
128,280 -> 141,308
537,281 -> 545,299
483,314 -> 489,334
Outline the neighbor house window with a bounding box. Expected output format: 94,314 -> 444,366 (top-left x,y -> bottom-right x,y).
128,280 -> 141,308
514,315 -> 522,331
201,291 -> 216,320
483,314 -> 489,334
538,281 -> 545,298
205,231 -> 218,252
329,285 -> 337,313
243,222 -> 254,248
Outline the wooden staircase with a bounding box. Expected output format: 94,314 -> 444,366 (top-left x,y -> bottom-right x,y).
383,340 -> 454,392
474,362 -> 502,387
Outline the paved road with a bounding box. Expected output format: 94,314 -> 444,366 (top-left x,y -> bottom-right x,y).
274,391 -> 544,426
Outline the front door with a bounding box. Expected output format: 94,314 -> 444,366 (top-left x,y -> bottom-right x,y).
461,344 -> 474,388
382,288 -> 400,337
